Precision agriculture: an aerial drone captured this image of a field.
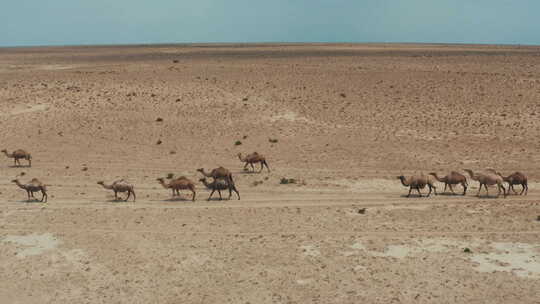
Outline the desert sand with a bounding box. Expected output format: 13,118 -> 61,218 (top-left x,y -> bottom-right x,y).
1,43 -> 539,303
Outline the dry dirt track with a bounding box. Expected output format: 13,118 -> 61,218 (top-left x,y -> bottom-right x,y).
1,44 -> 540,303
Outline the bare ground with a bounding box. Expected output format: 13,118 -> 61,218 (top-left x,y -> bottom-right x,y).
0,43 -> 539,303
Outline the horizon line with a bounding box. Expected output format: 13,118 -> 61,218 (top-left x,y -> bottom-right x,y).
1,41 -> 539,50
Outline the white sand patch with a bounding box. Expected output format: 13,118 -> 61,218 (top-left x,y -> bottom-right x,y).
300,245 -> 321,257
38,64 -> 78,71
470,242 -> 540,279
2,233 -> 61,258
1,104 -> 50,117
296,278 -> 314,285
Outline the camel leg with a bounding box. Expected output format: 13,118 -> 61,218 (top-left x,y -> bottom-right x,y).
208,189 -> 215,201
26,190 -> 31,201
28,158 -> 31,167
191,189 -> 196,201
416,187 -> 423,197
250,163 -> 255,172
521,183 -> 527,195
462,182 -> 467,195
41,190 -> 47,203
407,187 -> 413,197
264,160 -> 270,172
218,189 -> 223,200
114,190 -> 118,200
131,190 -> 136,202
259,162 -> 264,173
510,184 -> 517,195
443,183 -> 448,193
448,184 -> 455,195
476,184 -> 482,197
233,186 -> 240,200
484,184 -> 489,196
228,187 -> 233,199
431,184 -> 437,196
125,191 -> 131,202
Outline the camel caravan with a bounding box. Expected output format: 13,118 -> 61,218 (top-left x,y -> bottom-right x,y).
398,169 -> 528,198
3,148 -> 265,202
2,147 -> 529,202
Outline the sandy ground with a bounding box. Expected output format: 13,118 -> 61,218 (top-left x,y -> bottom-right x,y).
1,43 -> 540,303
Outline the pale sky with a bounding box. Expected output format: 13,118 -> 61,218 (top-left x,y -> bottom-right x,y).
1,0 -> 538,46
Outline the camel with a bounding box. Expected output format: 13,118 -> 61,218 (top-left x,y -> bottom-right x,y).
157,177 -> 196,201
199,177 -> 240,201
11,178 -> 47,202
397,175 -> 437,197
464,169 -> 506,198
97,180 -> 136,201
429,171 -> 468,195
2,149 -> 32,167
197,167 -> 234,183
238,152 -> 270,172
486,170 -> 528,195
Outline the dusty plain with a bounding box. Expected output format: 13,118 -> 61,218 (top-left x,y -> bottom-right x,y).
1,43 -> 540,303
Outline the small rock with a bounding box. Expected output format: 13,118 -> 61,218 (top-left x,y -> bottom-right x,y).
156,117 -> 163,122
463,248 -> 471,253
357,208 -> 366,214
156,140 -> 162,145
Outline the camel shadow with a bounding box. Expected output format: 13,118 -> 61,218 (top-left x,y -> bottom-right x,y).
437,192 -> 465,196
17,199 -> 44,203
163,196 -> 194,202
8,165 -> 31,168
105,199 -> 130,203
399,194 -> 432,198
476,195 -> 504,199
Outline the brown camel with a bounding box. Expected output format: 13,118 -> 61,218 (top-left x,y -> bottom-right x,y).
197,167 -> 234,183
429,172 -> 468,195
11,178 -> 47,202
486,170 -> 528,195
397,175 -> 437,197
157,177 -> 196,201
97,180 -> 136,201
2,149 -> 32,167
199,177 -> 240,201
464,169 -> 506,198
238,152 -> 270,172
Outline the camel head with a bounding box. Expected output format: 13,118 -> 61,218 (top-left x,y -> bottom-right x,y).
196,168 -> 204,173
156,178 -> 165,183
11,179 -> 18,183
97,181 -> 104,185
428,172 -> 437,176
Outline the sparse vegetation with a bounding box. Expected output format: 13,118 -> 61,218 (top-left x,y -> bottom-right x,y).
280,178 -> 296,184
235,140 -> 242,146
166,173 -> 175,179
156,140 -> 162,145
156,117 -> 163,122
269,138 -> 278,143
463,248 -> 471,253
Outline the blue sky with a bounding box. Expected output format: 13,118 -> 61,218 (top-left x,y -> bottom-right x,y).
1,0 -> 539,46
